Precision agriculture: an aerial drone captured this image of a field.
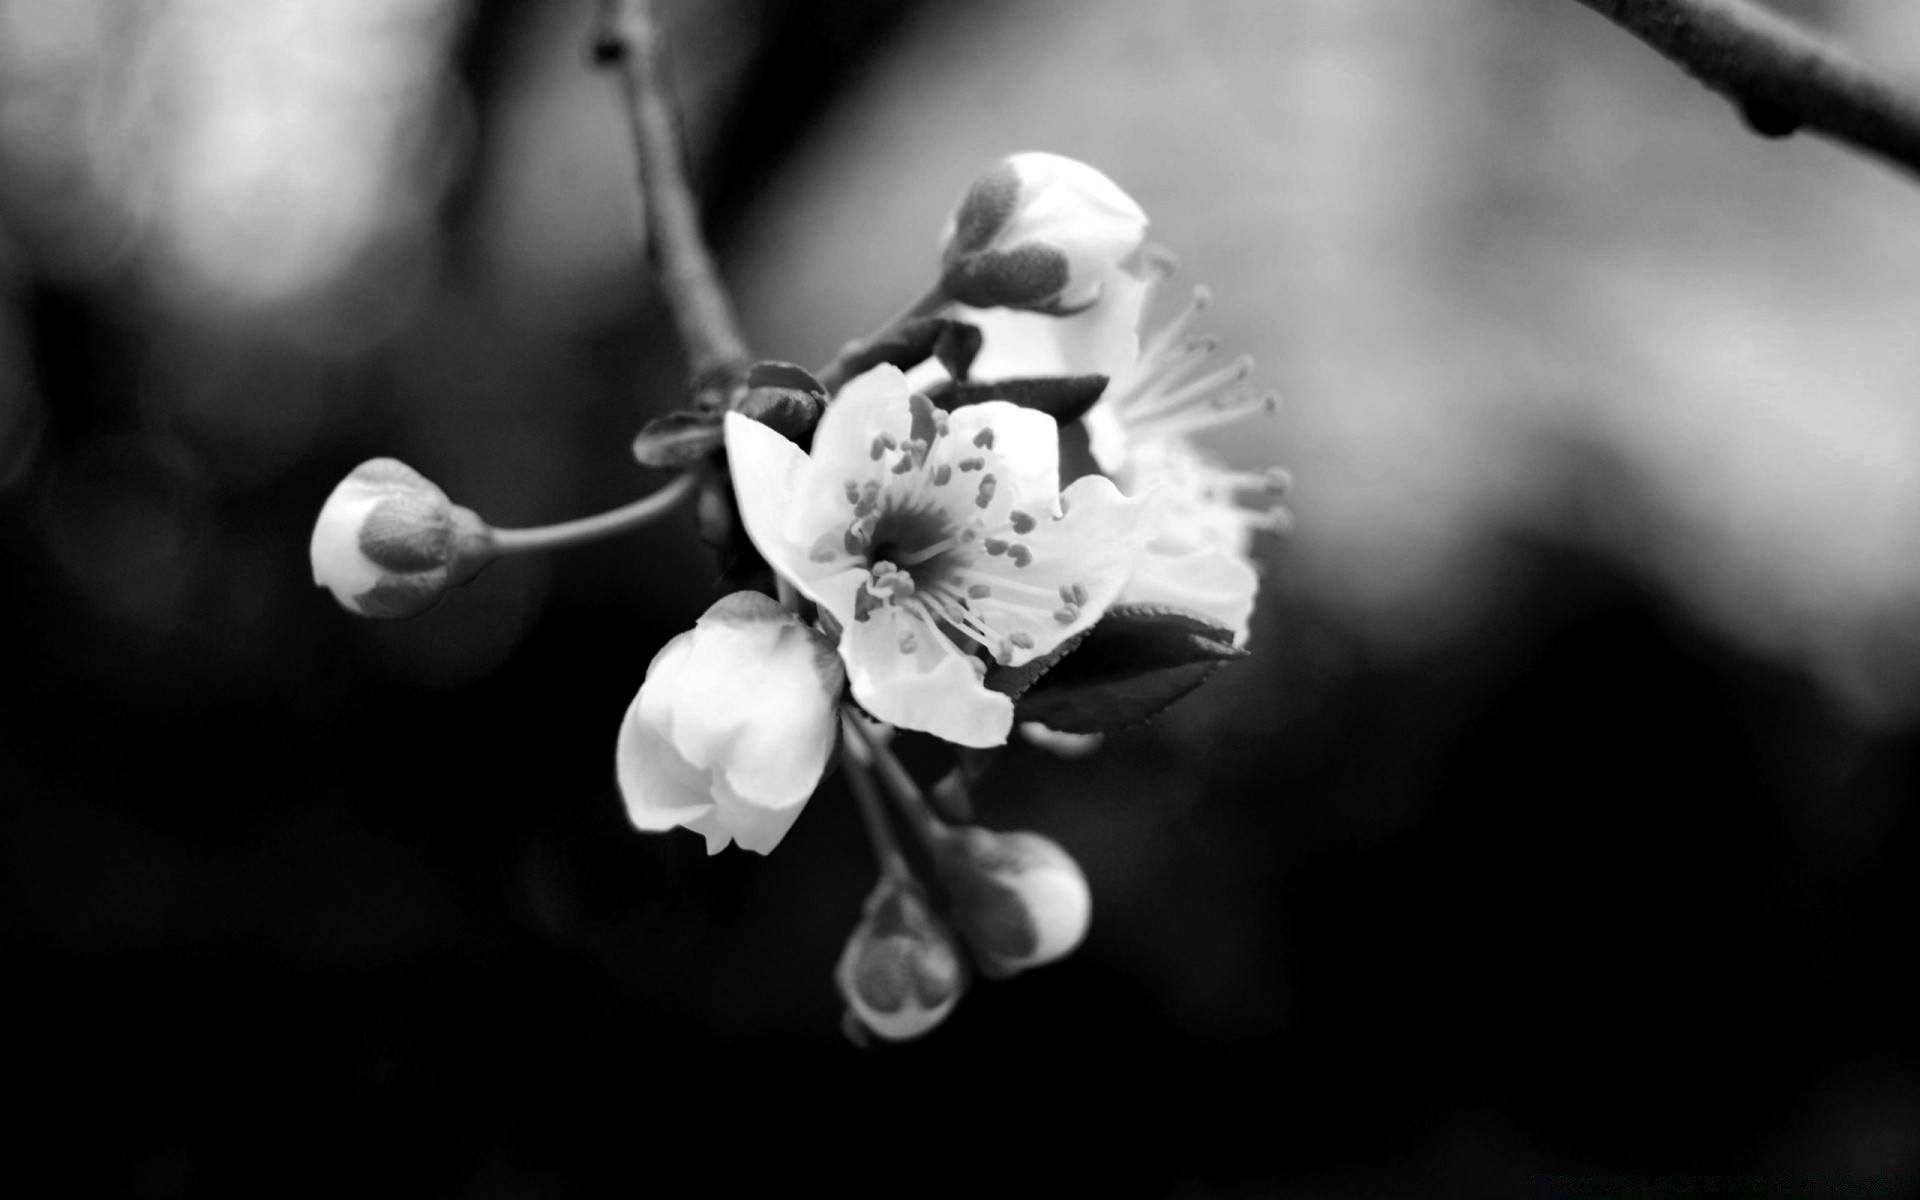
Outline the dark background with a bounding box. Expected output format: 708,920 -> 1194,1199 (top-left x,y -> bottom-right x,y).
3,1 -> 1917,1195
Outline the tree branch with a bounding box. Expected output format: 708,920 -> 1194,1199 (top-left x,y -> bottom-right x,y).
1572,0 -> 1920,180
593,0 -> 751,392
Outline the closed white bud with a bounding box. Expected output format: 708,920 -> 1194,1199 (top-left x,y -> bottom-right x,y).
938,152 -> 1148,313
934,826 -> 1091,980
836,877 -> 966,1041
616,591 -> 845,855
309,458 -> 493,619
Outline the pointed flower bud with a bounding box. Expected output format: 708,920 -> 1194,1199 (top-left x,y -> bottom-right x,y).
616,591 -> 845,855
938,152 -> 1149,314
934,826 -> 1091,980
836,877 -> 967,1041
309,458 -> 494,619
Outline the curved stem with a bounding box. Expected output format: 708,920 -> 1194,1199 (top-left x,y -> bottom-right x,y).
488,471 -> 699,555
841,714 -> 913,883
595,0 -> 750,383
1572,0 -> 1920,180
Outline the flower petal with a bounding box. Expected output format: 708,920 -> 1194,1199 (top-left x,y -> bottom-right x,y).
841,602 -> 1013,748
965,471 -> 1155,666
1119,543 -> 1260,645
615,679 -> 717,834
939,399 -> 1059,518
786,364 -> 916,549
725,411 -> 811,583
709,773 -> 810,855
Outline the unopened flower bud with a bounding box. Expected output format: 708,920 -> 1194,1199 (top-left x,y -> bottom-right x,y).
933,826 -> 1091,980
617,591 -> 845,855
309,458 -> 494,619
938,152 -> 1148,313
836,877 -> 966,1041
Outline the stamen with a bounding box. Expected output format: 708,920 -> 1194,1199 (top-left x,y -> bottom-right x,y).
1106,335 -> 1220,413
1123,354 -> 1255,423
973,428 -> 995,449
1053,606 -> 1079,624
1008,511 -> 1036,534
932,464 -> 953,486
1131,389 -> 1279,440
893,535 -> 959,567
1008,544 -> 1031,568
975,474 -> 997,509
958,457 -> 985,473
843,479 -> 861,504
983,538 -> 1009,556
1135,285 -> 1212,374
891,454 -> 915,475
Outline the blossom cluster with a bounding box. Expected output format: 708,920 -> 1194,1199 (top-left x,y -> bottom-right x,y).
310,152 -> 1288,1040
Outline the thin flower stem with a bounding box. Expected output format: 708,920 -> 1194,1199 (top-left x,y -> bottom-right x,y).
594,0 -> 751,383
488,471 -> 699,555
842,714 -> 949,851
841,714 -> 913,883
1571,0 -> 1920,180
816,284 -> 952,393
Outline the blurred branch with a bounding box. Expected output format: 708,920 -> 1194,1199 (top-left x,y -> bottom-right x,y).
593,0 -> 751,392
1571,0 -> 1920,179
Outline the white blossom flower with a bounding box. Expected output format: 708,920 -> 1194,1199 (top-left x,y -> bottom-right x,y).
724,365 -> 1153,748
615,591 -> 845,855
938,152 -> 1149,314
924,254 -> 1287,644
309,457 -> 492,619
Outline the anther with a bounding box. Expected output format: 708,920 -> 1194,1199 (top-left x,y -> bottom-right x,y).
973,428 -> 995,449
968,584 -> 992,599
1009,631 -> 1035,650
975,475 -> 997,509
932,464 -> 953,486
958,457 -> 985,473
1009,511 -> 1036,534
984,539 -> 1009,556
1008,545 -> 1031,568
1053,606 -> 1078,624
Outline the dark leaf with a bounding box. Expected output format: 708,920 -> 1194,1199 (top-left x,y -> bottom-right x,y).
738,361 -> 827,445
746,361 -> 828,397
632,409 -> 724,469
835,317 -> 982,384
1056,418 -> 1102,487
929,375 -> 1109,426
1010,605 -> 1247,734
931,321 -> 983,383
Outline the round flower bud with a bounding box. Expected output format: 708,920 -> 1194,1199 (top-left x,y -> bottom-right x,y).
938,152 -> 1148,314
836,877 -> 966,1041
309,458 -> 493,619
616,591 -> 845,855
933,826 -> 1091,980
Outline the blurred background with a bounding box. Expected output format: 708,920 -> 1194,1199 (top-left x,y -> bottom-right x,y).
3,0 -> 1918,1194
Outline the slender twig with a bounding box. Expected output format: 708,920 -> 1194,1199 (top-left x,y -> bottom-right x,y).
488,470 -> 699,554
594,0 -> 751,387
842,715 -> 949,851
841,715 -> 913,882
1572,0 -> 1920,179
